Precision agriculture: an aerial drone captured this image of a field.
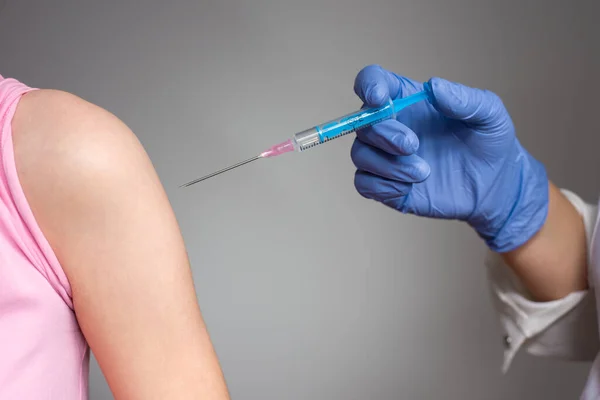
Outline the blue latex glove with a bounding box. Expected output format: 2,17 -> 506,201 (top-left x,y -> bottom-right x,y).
351,65 -> 549,252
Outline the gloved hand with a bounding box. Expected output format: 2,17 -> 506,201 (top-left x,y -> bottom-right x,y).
351,65 -> 549,252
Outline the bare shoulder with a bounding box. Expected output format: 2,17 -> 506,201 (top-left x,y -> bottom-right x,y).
12,89 -> 152,191
11,88 -> 172,275
11,90 -> 230,398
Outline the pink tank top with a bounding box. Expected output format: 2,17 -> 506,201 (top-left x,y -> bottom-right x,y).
0,75 -> 89,399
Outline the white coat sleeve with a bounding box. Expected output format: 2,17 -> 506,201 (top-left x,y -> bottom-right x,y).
486,189 -> 600,373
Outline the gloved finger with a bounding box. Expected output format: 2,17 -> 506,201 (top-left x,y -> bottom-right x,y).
354,170 -> 412,201
356,119 -> 419,156
354,64 -> 402,107
351,139 -> 431,183
425,77 -> 509,130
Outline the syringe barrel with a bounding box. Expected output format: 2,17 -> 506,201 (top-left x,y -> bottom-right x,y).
292,87 -> 431,152
292,100 -> 395,152
321,100 -> 395,139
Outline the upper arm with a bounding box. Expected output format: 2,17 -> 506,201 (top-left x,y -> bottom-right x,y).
12,89 -> 229,400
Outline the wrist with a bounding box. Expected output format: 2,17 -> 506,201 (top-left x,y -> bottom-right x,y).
500,182 -> 588,300
471,145 -> 550,253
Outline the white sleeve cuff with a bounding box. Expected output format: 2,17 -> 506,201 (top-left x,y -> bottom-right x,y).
486,189 -> 599,373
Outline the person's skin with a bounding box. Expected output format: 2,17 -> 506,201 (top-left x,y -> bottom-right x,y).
7,80 -> 586,398
501,182 -> 588,302
12,89 -> 230,400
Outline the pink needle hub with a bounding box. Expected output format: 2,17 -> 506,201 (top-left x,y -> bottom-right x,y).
260,138 -> 295,158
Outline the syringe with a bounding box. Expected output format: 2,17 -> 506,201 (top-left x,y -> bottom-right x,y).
181,83 -> 432,187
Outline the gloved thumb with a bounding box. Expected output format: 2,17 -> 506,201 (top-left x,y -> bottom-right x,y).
425,77 -> 506,127
354,65 -> 402,107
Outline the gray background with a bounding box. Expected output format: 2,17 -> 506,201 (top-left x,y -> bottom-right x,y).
1,0 -> 599,399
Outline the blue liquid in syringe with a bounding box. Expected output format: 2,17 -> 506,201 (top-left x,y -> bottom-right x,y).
261,85 -> 431,158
